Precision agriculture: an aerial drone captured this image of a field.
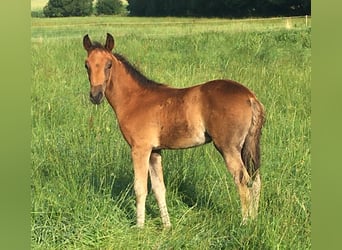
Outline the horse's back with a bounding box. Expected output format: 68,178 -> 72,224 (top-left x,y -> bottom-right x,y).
200,79 -> 256,99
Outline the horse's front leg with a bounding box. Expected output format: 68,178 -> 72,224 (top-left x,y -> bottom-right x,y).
149,150 -> 171,228
131,146 -> 150,228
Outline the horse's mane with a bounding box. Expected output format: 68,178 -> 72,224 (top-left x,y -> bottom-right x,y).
113,53 -> 167,89
88,40 -> 167,89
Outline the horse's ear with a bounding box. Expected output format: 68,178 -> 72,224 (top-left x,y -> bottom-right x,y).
105,33 -> 115,51
83,34 -> 92,52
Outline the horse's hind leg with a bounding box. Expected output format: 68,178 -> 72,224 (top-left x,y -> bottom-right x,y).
149,150 -> 171,228
250,170 -> 261,219
221,148 -> 254,223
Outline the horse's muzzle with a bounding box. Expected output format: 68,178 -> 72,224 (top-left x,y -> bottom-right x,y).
89,90 -> 104,105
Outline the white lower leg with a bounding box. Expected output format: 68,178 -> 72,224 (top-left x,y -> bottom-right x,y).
250,172 -> 261,219
158,202 -> 171,228
136,193 -> 147,227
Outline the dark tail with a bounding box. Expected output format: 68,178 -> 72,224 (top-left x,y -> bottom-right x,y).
242,98 -> 265,179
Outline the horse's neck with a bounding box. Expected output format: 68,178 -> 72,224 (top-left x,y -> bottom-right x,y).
105,63 -> 143,115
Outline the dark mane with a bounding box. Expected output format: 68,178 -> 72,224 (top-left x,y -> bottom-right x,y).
114,53 -> 167,89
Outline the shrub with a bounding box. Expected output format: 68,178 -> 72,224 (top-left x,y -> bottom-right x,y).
96,0 -> 124,15
43,0 -> 93,17
31,10 -> 45,18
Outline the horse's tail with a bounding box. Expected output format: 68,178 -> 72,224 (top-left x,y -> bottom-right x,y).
242,97 -> 265,179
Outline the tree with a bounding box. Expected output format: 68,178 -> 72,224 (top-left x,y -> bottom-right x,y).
96,0 -> 124,15
43,0 -> 93,17
127,0 -> 311,17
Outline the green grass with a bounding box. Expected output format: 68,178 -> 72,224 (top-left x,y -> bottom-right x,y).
31,16 -> 311,249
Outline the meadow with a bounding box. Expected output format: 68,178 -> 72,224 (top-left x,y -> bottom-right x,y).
31,16 -> 311,249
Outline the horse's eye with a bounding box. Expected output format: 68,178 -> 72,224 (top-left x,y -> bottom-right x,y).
85,61 -> 89,70
106,61 -> 112,69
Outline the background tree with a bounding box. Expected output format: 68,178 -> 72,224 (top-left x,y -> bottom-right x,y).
127,0 -> 147,16
96,0 -> 124,15
127,0 -> 311,17
43,0 -> 93,17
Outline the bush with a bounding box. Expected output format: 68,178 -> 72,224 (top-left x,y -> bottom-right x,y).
31,10 -> 45,18
43,0 -> 93,17
96,0 -> 125,15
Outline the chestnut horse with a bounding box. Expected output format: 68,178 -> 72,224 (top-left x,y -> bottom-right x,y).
83,33 -> 265,228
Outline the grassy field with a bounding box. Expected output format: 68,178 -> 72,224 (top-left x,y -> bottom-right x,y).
31,16 -> 311,249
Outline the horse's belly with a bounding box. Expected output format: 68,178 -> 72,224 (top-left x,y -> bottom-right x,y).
158,124 -> 211,149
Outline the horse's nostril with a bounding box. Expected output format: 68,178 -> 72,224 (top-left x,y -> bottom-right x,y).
97,92 -> 103,101
90,91 -> 103,105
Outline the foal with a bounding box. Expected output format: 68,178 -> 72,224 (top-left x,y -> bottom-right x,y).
83,33 -> 265,228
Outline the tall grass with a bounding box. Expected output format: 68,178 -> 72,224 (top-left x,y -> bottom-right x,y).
32,17 -> 311,249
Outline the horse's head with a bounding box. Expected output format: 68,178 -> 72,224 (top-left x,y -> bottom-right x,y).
83,33 -> 115,105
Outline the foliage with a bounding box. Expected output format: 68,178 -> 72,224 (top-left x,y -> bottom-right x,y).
96,0 -> 124,15
127,0 -> 311,17
31,10 -> 45,18
31,17 -> 311,249
43,0 -> 93,17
